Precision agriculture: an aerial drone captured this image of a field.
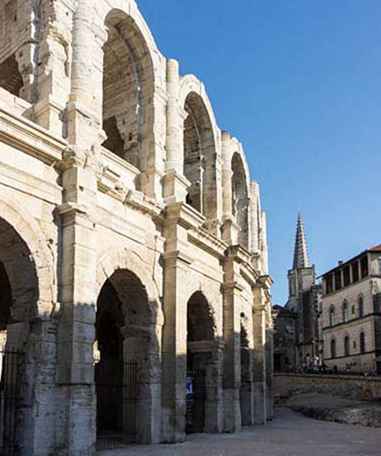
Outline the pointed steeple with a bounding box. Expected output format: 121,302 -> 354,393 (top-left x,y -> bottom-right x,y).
292,213 -> 310,269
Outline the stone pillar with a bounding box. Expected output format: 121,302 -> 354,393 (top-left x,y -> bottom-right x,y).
33,0 -> 75,136
163,59 -> 190,204
222,248 -> 242,432
161,250 -> 188,442
221,132 -> 239,244
66,0 -> 104,148
23,319 -> 58,455
122,326 -> 161,445
204,343 -> 224,433
55,139 -> 98,455
265,317 -> 274,420
161,204 -> 192,442
252,288 -> 267,424
249,182 -> 260,253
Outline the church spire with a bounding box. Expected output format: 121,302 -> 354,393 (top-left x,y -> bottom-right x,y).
293,213 -> 310,269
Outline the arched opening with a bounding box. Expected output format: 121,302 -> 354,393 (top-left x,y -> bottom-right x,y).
186,292 -> 216,434
360,332 -> 366,354
95,269 -> 159,445
344,335 -> 350,357
240,323 -> 252,426
330,338 -> 336,358
329,306 -> 335,327
183,93 -> 217,221
358,296 -> 364,318
342,300 -> 349,322
231,153 -> 249,249
0,216 -> 39,453
102,11 -> 154,174
0,55 -> 23,97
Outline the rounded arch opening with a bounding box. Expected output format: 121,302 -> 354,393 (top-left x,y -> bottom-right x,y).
360,331 -> 366,354
0,215 -> 41,451
240,318 -> 252,426
358,295 -> 364,318
329,305 -> 335,327
102,10 -> 155,174
183,92 -> 217,220
342,300 -> 349,322
186,291 -> 216,434
231,152 -> 249,249
95,268 -> 159,444
330,338 -> 336,359
344,334 -> 350,357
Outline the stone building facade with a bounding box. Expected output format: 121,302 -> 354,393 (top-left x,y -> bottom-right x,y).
0,1 -> 273,454
274,215 -> 321,372
321,245 -> 381,375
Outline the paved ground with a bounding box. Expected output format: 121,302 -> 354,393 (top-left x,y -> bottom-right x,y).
98,408 -> 381,455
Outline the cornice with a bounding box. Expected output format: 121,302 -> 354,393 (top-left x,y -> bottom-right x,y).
0,107 -> 66,165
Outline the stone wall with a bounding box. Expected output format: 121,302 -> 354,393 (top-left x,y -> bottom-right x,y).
274,373 -> 381,402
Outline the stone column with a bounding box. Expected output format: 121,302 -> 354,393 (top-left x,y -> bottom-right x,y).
161,204 -> 193,442
32,0 -> 75,136
249,182 -> 260,253
221,132 -> 239,244
163,59 -> 190,204
66,0 -> 104,148
252,288 -> 267,424
265,317 -> 274,420
222,248 -> 242,432
161,250 -> 189,442
204,343 -> 224,433
121,325 -> 161,445
55,145 -> 98,455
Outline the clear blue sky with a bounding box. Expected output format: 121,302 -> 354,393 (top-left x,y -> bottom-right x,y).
138,0 -> 381,305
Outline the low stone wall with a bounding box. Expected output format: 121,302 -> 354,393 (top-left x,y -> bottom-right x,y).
274,373 -> 381,401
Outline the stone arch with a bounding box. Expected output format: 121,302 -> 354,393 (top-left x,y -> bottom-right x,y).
95,247 -> 163,443
180,75 -> 220,224
0,193 -> 56,452
96,248 -> 163,326
231,151 -> 250,249
187,291 -> 216,343
95,2 -> 165,196
186,290 -> 222,434
0,192 -> 54,319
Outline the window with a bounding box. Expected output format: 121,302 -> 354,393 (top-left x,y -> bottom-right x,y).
344,336 -> 350,357
351,261 -> 359,283
342,300 -> 349,322
360,256 -> 369,278
329,306 -> 335,327
335,269 -> 342,291
351,305 -> 356,317
326,274 -> 333,294
358,296 -> 364,318
330,338 -> 336,358
343,265 -> 351,287
360,332 -> 366,354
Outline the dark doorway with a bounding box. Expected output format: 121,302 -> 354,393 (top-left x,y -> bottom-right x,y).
240,324 -> 252,426
95,279 -> 124,436
95,269 -> 157,446
186,292 -> 215,434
